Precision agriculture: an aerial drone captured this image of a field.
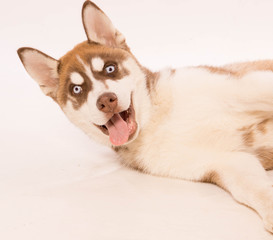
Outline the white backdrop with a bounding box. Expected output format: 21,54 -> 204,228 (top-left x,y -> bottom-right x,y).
1,0 -> 273,239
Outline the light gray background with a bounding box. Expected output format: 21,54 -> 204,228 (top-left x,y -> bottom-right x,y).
1,0 -> 273,239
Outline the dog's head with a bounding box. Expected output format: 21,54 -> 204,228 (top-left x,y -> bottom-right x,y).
18,1 -> 152,146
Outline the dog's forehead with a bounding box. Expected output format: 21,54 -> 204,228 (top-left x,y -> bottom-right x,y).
59,41 -> 129,76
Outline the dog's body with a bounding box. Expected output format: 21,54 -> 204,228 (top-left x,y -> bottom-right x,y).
18,1 -> 273,233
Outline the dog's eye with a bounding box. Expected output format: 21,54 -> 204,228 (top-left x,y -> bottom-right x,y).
72,85 -> 82,95
105,64 -> 116,74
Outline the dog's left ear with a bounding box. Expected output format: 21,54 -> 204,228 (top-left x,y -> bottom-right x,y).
82,1 -> 129,50
17,48 -> 59,100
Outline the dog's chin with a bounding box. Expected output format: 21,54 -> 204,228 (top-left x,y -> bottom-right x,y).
94,99 -> 138,146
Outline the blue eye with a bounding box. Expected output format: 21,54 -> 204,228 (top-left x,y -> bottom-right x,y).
105,65 -> 116,74
72,85 -> 82,95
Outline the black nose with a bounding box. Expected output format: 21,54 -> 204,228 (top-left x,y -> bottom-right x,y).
96,92 -> 118,113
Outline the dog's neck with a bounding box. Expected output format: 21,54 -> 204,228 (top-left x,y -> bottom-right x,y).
112,67 -> 175,170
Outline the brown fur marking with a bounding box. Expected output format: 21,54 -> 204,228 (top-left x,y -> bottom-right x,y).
199,66 -> 236,76
67,71 -> 93,110
255,147 -> 273,170
145,70 -> 160,94
257,119 -> 269,134
112,146 -> 129,153
225,60 -> 273,76
239,118 -> 272,150
242,129 -> 255,147
91,61 -> 129,82
201,171 -> 226,190
199,60 -> 273,78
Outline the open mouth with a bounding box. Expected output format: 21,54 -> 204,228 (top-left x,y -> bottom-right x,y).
95,100 -> 137,146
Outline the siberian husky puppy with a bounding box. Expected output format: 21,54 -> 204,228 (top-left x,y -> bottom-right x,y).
18,1 -> 273,233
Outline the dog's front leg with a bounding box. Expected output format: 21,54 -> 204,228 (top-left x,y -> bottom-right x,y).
210,152 -> 273,233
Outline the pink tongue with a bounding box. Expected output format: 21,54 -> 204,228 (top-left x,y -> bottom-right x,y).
106,114 -> 129,146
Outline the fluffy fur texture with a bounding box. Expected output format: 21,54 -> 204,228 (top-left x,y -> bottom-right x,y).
18,1 -> 273,233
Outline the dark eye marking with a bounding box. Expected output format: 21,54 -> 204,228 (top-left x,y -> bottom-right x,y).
65,71 -> 93,110
105,64 -> 116,74
103,62 -> 118,77
70,85 -> 83,96
90,58 -> 129,81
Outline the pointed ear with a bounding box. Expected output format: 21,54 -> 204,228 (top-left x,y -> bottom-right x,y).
17,47 -> 59,100
82,1 -> 129,50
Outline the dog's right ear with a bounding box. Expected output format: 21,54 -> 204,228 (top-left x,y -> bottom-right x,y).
17,48 -> 59,100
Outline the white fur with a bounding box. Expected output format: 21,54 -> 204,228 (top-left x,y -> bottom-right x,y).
70,72 -> 84,85
91,57 -> 104,72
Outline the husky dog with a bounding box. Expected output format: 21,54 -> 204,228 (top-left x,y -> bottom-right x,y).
18,1 -> 273,233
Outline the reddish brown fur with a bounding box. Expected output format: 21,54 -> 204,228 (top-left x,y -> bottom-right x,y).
239,125 -> 255,147
198,66 -> 236,76
225,60 -> 273,76
257,119 -> 269,134
199,60 -> 273,77
239,119 -> 273,170
255,147 -> 273,170
201,171 -> 226,191
57,41 -> 131,107
145,70 -> 160,94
